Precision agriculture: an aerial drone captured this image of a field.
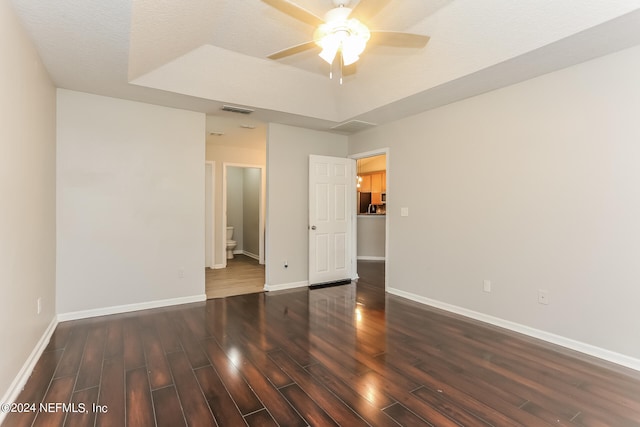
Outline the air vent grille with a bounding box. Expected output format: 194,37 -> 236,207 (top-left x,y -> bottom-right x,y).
221,104 -> 254,114
330,120 -> 377,134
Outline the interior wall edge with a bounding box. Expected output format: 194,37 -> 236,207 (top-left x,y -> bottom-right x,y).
0,316 -> 58,426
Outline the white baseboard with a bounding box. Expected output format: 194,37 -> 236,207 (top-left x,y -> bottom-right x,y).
57,294 -> 207,322
0,316 -> 58,425
387,287 -> 640,373
357,256 -> 386,261
242,251 -> 260,261
264,280 -> 309,292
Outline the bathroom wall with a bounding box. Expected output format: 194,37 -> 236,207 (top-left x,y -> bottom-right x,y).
226,166 -> 245,252
243,168 -> 261,257
226,166 -> 261,258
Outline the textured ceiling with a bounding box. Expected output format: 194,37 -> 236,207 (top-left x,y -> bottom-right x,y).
9,0 -> 640,133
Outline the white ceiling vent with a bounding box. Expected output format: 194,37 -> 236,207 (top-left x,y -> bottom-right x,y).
330,120 -> 377,134
221,104 -> 254,114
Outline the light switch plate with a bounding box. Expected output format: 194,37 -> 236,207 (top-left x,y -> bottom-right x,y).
483,280 -> 491,293
401,207 -> 409,217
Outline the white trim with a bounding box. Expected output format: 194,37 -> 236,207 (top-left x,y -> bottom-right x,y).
264,280 -> 309,292
387,287 -> 640,373
213,263 -> 226,269
57,294 -> 207,322
357,256 -> 386,261
233,249 -> 244,255
242,251 -> 260,260
0,316 -> 58,425
205,161 -> 216,270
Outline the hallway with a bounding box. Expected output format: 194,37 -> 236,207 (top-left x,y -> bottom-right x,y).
205,255 -> 265,299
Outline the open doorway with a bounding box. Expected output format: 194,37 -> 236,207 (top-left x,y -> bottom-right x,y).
350,149 -> 389,290
223,164 -> 264,264
206,162 -> 266,299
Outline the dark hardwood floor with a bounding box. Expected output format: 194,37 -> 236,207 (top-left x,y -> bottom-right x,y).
4,260 -> 640,426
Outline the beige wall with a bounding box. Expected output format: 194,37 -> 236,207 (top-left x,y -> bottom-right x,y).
57,90 -> 206,314
226,166 -> 245,252
0,0 -> 57,409
358,154 -> 386,174
266,124 -> 348,288
357,217 -> 386,259
349,44 -> 640,364
243,168 -> 261,257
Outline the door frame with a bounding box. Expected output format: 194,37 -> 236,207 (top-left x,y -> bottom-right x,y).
222,162 -> 266,268
205,161 -> 216,269
348,148 -> 390,291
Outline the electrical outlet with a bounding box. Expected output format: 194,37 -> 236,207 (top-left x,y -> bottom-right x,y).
538,289 -> 549,305
37,297 -> 42,315
483,280 -> 491,293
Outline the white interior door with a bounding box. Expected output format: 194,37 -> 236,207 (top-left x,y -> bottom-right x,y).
309,155 -> 355,286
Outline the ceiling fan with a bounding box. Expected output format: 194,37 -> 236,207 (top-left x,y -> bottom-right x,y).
262,0 -> 430,79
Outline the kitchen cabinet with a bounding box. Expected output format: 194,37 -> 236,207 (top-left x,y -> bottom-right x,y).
359,174 -> 371,192
359,171 -> 385,194
372,192 -> 382,205
371,173 -> 382,193
359,171 -> 386,206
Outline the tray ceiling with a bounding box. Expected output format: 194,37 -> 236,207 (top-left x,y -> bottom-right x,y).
9,0 -> 640,133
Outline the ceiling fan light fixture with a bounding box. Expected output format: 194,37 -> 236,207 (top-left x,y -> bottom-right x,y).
314,13 -> 370,66
317,32 -> 341,64
341,28 -> 368,65
263,0 -> 430,78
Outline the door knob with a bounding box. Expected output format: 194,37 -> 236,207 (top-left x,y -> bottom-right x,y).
311,225 -> 317,230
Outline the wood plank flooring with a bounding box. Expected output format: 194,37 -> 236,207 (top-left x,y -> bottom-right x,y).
206,254 -> 265,299
4,260 -> 640,426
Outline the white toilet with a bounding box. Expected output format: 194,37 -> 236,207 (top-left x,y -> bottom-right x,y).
226,226 -> 237,259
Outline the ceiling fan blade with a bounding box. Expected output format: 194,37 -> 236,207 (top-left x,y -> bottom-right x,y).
369,31 -> 430,48
268,41 -> 317,60
342,62 -> 357,76
261,0 -> 324,27
350,0 -> 391,22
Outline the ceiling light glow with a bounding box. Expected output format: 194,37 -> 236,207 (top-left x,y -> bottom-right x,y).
314,11 -> 370,67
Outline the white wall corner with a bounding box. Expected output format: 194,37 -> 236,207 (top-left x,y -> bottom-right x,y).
242,251 -> 260,261
387,287 -> 640,373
